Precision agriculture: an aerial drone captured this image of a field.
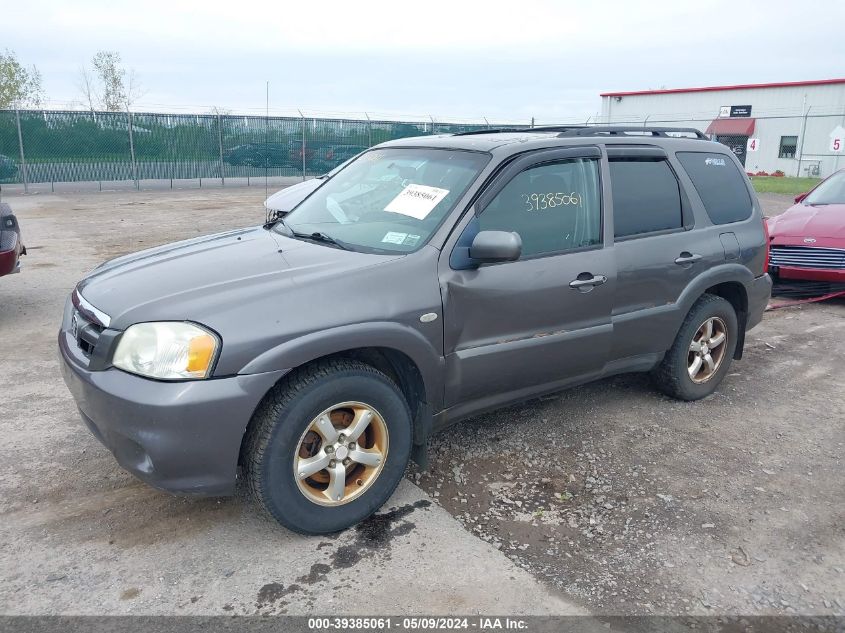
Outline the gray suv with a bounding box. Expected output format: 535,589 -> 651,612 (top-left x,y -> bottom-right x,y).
59,127 -> 772,534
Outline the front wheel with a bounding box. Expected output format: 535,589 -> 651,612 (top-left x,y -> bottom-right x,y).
652,294 -> 738,401
242,360 -> 412,534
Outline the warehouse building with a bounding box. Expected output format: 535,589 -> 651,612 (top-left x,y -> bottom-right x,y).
599,78 -> 845,178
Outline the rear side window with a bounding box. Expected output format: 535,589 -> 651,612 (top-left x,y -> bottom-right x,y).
676,152 -> 752,225
610,159 -> 683,238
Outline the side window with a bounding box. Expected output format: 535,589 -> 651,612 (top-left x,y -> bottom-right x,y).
676,152 -> 752,225
478,159 -> 601,259
609,159 -> 683,238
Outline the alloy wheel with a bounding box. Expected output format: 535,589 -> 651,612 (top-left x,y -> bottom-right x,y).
687,316 -> 728,383
293,402 -> 389,506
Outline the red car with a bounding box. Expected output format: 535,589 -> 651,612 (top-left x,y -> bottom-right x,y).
0,202 -> 25,277
767,169 -> 845,286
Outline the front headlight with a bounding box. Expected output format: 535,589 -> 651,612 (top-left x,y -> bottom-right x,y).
112,322 -> 220,380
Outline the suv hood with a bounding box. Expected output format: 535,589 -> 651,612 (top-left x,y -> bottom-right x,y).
78,226 -> 401,329
770,203 -> 845,238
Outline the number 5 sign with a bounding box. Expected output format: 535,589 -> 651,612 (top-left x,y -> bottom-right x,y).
746,138 -> 759,152
830,126 -> 845,153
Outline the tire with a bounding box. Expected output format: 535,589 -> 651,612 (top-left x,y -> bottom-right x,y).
652,294 -> 739,401
242,359 -> 412,534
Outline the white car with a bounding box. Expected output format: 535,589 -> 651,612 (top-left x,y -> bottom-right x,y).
264,159 -> 355,217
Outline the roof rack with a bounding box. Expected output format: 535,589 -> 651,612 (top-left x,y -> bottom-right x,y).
452,125 -> 586,136
556,126 -> 708,139
452,125 -> 709,140
452,128 -> 532,136
523,125 -> 587,133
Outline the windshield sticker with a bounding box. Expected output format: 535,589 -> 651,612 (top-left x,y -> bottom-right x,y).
384,184 -> 450,220
705,157 -> 726,166
403,234 -> 421,247
382,231 -> 409,245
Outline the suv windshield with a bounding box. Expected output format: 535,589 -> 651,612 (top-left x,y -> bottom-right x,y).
804,170 -> 845,205
276,148 -> 489,253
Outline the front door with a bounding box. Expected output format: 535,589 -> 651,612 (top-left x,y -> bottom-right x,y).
440,149 -> 615,410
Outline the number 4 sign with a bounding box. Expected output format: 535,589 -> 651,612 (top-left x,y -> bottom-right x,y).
830,126 -> 845,153
746,138 -> 759,152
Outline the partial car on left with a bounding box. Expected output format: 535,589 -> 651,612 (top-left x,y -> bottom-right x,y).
0,203 -> 25,277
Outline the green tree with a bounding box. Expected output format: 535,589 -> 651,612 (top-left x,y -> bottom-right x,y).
92,51 -> 125,111
80,50 -> 144,111
0,49 -> 45,108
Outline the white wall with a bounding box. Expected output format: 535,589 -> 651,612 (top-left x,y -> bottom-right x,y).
599,83 -> 845,177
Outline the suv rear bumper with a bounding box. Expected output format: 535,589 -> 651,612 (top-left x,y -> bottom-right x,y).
59,329 -> 284,496
747,273 -> 773,330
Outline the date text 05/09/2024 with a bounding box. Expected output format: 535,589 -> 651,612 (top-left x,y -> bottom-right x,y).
307,617 -> 529,631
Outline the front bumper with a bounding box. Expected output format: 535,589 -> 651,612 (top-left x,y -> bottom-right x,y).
770,265 -> 845,283
59,327 -> 284,496
746,273 -> 773,330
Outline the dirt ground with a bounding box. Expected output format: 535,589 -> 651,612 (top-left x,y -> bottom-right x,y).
0,184 -> 842,616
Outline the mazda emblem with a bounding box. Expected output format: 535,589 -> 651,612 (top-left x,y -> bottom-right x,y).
803,237 -> 817,243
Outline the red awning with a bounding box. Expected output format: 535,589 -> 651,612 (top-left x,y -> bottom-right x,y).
705,117 -> 756,136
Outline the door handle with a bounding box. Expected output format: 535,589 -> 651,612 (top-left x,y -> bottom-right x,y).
674,253 -> 702,265
569,274 -> 607,289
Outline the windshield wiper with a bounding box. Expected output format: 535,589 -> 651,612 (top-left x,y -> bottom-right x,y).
291,230 -> 353,251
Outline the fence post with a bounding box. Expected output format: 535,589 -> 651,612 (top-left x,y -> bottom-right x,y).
365,112 -> 372,147
429,115 -> 435,135
126,108 -> 138,189
298,109 -> 306,182
531,117 -> 535,129
217,113 -> 225,186
14,109 -> 29,194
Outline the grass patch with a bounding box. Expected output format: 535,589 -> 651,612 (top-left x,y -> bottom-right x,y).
750,176 -> 820,195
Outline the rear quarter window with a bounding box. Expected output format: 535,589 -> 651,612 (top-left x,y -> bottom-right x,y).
676,152 -> 752,225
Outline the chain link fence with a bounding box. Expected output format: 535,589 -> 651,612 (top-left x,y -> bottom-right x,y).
0,109 -> 520,190
3,106 -> 844,190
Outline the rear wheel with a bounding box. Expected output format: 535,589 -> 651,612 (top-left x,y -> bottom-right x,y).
242,359 -> 412,534
652,294 -> 738,401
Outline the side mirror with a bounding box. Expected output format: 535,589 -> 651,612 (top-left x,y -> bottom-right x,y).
794,192 -> 807,203
469,231 -> 522,263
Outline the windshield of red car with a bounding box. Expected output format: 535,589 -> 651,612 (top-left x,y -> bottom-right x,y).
804,171 -> 845,205
277,148 -> 489,254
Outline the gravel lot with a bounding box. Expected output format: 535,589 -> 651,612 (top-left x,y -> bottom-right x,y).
0,185 -> 842,616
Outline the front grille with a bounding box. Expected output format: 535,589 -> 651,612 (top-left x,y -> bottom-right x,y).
770,246 -> 845,270
72,309 -> 104,356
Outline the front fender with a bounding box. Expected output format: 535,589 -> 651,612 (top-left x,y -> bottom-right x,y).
238,321 -> 445,411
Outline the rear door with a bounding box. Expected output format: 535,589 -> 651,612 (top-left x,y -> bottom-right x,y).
439,147 -> 615,410
607,147 -> 704,360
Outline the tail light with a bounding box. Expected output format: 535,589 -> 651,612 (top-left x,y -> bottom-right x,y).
762,216 -> 771,273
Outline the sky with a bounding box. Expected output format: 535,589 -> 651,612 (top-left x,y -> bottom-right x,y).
3,0 -> 845,123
